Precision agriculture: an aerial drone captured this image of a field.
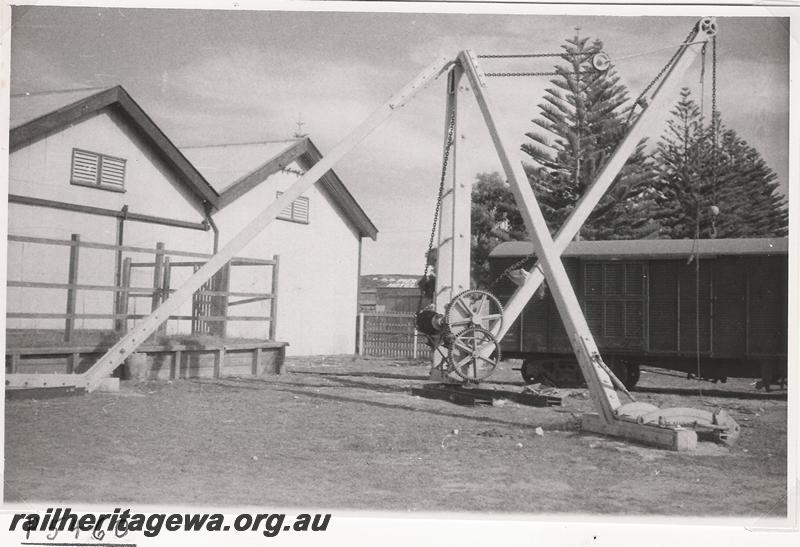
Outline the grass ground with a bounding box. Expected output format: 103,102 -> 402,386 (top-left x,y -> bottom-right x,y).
3,356 -> 788,519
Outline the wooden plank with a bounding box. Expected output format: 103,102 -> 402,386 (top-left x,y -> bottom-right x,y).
4,373 -> 89,389
7,280 -> 158,293
227,296 -> 270,307
252,348 -> 261,376
8,194 -> 209,231
173,350 -> 182,380
8,234 -> 212,258
120,257 -> 132,334
10,353 -> 20,374
269,254 -> 280,340
230,257 -> 277,266
214,348 -> 225,378
151,242 -> 165,315
114,213 -> 125,332
581,413 -> 697,451
64,234 -> 80,342
217,264 -> 231,337
158,256 -> 171,335
6,386 -> 86,400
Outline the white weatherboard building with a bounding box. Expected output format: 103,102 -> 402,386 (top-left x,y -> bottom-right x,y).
7,86 -> 377,356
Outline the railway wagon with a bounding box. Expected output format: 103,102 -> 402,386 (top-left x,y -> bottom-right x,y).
488,238 -> 788,389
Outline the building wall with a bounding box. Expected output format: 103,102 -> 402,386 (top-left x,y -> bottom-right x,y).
8,108 -> 363,354
213,166 -> 361,355
8,108 -> 214,333
9,108 -> 207,223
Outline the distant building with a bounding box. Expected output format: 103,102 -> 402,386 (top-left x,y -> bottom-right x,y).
359,274 -> 421,313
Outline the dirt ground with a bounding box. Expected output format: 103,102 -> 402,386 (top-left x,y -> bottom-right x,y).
4,356 -> 788,518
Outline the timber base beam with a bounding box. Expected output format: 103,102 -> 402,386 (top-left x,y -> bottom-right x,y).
5,373 -> 89,390
580,413 -> 698,451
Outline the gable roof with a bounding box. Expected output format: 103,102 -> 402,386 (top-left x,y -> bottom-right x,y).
10,86 -> 219,206
490,237 -> 789,260
10,85 -> 377,240
184,137 -> 378,240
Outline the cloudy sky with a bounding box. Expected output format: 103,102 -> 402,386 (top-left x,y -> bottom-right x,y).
8,3 -> 790,274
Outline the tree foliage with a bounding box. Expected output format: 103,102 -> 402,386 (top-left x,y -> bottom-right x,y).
522,34 -> 657,240
470,172 -> 525,288
652,88 -> 788,238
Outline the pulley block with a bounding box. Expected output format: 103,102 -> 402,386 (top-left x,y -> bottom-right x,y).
591,51 -> 611,72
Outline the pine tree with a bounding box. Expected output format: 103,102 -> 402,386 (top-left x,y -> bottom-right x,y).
470,172 -> 526,288
653,88 -> 788,238
522,34 -> 657,240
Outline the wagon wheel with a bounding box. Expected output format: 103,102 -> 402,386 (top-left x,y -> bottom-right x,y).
447,326 -> 500,383
445,289 -> 504,335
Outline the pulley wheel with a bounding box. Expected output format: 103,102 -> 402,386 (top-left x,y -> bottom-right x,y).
591,51 -> 611,72
447,326 -> 500,383
445,289 -> 504,335
700,17 -> 717,36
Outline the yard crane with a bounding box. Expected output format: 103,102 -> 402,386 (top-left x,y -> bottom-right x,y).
6,17 -> 738,450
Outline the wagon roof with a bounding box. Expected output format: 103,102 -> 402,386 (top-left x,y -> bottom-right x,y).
490,238 -> 789,259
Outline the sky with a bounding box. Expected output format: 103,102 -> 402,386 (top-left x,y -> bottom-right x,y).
7,3 -> 791,275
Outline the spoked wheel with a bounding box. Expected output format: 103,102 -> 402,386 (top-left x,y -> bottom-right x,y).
447,326 -> 500,383
445,289 -> 504,335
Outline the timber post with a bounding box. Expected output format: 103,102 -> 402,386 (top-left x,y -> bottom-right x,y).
64,234 -> 80,342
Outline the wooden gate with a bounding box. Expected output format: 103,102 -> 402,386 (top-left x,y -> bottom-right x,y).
358,312 -> 431,359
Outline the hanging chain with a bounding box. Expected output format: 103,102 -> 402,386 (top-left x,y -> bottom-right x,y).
486,70 -> 595,78
626,22 -> 699,125
420,107 -> 457,288
699,42 -> 706,117
487,252 -> 538,290
710,34 -> 719,238
478,52 -> 593,59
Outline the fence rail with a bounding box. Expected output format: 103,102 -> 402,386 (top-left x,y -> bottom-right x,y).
7,233 -> 279,341
357,312 -> 431,359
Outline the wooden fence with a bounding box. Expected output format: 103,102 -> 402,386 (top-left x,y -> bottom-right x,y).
6,234 -> 279,341
357,312 -> 431,359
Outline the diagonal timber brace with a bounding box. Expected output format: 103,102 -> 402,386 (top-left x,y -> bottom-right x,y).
449,18 -> 730,450
4,55 -> 452,392
458,49 -> 622,423
494,21 -> 716,342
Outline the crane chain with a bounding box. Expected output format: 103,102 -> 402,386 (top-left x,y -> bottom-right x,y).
478,52 -> 593,59
418,106 -> 457,301
626,21 -> 700,125
487,253 -> 537,290
486,70 -> 595,78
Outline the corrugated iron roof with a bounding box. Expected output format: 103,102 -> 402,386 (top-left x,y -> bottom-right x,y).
490,238 -> 789,259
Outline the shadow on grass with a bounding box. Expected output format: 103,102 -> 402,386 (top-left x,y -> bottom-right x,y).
221,376 -> 575,431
